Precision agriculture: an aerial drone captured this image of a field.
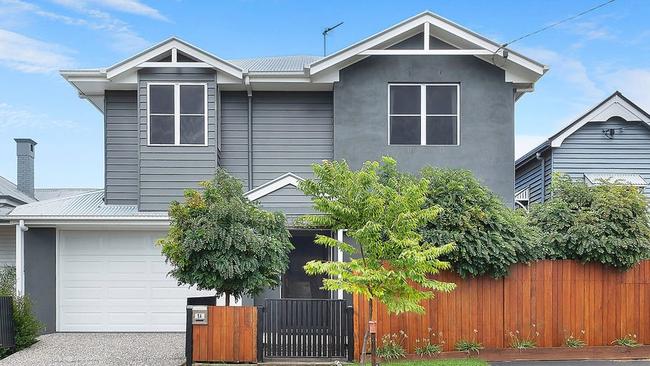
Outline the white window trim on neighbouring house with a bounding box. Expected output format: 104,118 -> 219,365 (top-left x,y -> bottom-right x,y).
147,82 -> 208,146
387,83 -> 460,146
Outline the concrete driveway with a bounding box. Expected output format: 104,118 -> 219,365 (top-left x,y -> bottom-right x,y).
0,333 -> 186,366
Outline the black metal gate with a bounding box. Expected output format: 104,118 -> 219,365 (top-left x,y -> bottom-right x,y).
259,299 -> 353,361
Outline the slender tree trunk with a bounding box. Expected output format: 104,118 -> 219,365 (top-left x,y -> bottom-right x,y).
225,292 -> 230,306
370,298 -> 377,366
360,298 -> 370,364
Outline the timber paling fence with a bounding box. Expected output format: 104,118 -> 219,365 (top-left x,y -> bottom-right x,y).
353,260 -> 650,360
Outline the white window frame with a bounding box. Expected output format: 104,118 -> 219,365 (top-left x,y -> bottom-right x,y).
147,82 -> 208,146
387,83 -> 460,146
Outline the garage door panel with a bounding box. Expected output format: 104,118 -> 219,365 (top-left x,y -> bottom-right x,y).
58,230 -> 215,332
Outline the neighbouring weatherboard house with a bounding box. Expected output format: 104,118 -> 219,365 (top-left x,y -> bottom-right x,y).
515,91 -> 650,210
3,11 -> 546,333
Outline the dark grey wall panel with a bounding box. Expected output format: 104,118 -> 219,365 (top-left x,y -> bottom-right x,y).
334,53 -> 516,205
105,90 -> 139,205
219,92 -> 250,188
138,68 -> 218,211
553,119 -> 650,198
24,228 -> 56,334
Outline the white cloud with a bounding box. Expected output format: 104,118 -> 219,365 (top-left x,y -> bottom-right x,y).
1,0 -> 149,53
0,102 -> 78,129
522,47 -> 603,100
52,0 -> 167,21
0,29 -> 74,73
515,135 -> 547,159
602,68 -> 650,111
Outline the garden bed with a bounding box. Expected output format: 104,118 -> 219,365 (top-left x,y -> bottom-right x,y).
391,345 -> 650,362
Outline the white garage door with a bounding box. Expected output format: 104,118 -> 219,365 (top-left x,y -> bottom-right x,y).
58,230 -> 214,332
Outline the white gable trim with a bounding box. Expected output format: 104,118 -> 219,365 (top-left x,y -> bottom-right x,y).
245,173 -> 305,201
550,94 -> 650,147
308,11 -> 546,83
106,38 -> 243,80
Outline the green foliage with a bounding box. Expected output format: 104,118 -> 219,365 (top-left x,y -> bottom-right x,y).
359,360 -> 488,366
298,157 -> 456,314
0,266 -> 42,355
613,334 -> 640,347
508,330 -> 536,349
158,168 -> 293,301
376,332 -> 408,360
529,174 -> 650,269
419,168 -> 545,278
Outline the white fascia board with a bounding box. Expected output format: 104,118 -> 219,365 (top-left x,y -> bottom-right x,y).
550,95 -> 650,147
358,49 -> 493,55
245,173 -> 305,201
106,38 -> 243,80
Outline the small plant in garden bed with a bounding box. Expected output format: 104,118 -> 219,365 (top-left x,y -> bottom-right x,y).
415,328 -> 445,357
377,331 -> 407,360
564,330 -> 587,348
613,334 -> 640,348
508,326 -> 538,349
455,330 -> 483,355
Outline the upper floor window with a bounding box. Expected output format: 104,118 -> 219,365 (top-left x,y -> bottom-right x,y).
388,84 -> 459,145
148,83 -> 207,146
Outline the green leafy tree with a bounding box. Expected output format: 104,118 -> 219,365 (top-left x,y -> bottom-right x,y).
158,168 -> 293,305
420,168 -> 545,278
529,174 -> 650,269
298,157 -> 455,364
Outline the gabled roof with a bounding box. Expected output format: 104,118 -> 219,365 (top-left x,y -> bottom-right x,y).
516,91 -> 650,168
245,173 -> 305,201
307,11 -> 547,87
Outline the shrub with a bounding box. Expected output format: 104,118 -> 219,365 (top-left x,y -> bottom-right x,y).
0,266 -> 42,354
508,329 -> 537,349
529,174 -> 650,269
613,334 -> 640,347
415,329 -> 445,357
420,168 -> 546,278
376,332 -> 407,360
564,331 -> 587,348
454,339 -> 483,354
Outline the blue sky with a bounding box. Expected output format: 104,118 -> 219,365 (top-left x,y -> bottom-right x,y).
0,0 -> 648,188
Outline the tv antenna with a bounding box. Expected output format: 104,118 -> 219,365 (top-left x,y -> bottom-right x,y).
323,21 -> 343,56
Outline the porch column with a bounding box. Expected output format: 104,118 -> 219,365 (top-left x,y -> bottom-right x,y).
15,220 -> 27,295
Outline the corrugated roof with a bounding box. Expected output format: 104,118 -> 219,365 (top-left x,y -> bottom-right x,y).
228,55 -> 322,73
8,190 -> 167,218
34,188 -> 97,201
584,173 -> 648,186
0,176 -> 34,204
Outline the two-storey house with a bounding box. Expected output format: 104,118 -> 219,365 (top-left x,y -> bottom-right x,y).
6,11 -> 545,333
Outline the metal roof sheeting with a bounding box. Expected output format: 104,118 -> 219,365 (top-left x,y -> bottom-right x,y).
0,176 -> 35,204
584,173 -> 648,186
229,55 -> 322,73
7,190 -> 167,218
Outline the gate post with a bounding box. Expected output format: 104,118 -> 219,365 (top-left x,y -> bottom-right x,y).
185,306 -> 193,366
346,305 -> 354,362
257,305 -> 265,362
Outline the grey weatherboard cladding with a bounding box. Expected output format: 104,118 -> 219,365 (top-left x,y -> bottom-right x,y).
553,119 -> 650,198
514,149 -> 552,204
137,68 -> 218,211
105,90 -> 139,205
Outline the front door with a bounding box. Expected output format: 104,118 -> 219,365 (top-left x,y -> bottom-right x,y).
282,231 -> 329,299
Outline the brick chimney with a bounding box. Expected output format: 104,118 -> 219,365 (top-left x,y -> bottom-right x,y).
15,138 -> 37,198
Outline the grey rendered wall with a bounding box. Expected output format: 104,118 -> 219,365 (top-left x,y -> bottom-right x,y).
24,228 -> 56,334
333,46 -> 516,205
219,92 -> 250,189
105,90 -> 139,205
553,119 -> 650,198
0,226 -> 15,267
514,150 -> 552,204
138,69 -> 218,211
